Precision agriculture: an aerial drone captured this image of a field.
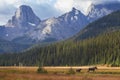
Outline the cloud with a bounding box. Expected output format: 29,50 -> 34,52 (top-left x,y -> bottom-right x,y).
0,0 -> 18,25
0,0 -> 120,25
30,3 -> 60,20
20,0 -> 61,19
54,0 -> 120,15
54,0 -> 92,16
54,0 -> 73,13
73,0 -> 92,14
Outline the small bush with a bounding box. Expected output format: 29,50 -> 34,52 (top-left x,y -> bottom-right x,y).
37,67 -> 47,73
66,68 -> 75,75
110,63 -> 119,67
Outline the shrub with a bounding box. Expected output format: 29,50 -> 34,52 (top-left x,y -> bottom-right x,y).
66,68 -> 75,75
110,63 -> 119,67
37,67 -> 47,73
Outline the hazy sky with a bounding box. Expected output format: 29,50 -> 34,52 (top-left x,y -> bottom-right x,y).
0,0 -> 120,25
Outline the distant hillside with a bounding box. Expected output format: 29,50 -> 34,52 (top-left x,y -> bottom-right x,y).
0,39 -> 30,53
0,30 -> 120,66
73,10 -> 120,41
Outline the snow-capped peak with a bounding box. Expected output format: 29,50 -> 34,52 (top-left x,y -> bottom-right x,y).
28,22 -> 36,26
72,7 -> 77,11
71,7 -> 80,15
87,3 -> 95,15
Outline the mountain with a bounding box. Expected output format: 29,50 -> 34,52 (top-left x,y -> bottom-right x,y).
0,6 -> 88,52
87,2 -> 120,22
0,2 -> 120,53
21,7 -> 88,42
1,2 -> 120,43
0,5 -> 41,41
0,6 -> 88,44
0,30 -> 120,66
9,2 -> 120,43
0,38 -> 30,53
6,5 -> 40,28
0,5 -> 41,53
1,10 -> 120,66
73,10 -> 120,41
0,4 -> 120,66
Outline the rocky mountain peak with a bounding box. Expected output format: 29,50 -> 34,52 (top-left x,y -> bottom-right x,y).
59,7 -> 86,24
5,5 -> 41,27
15,5 -> 32,19
2,2 -> 120,44
72,7 -> 77,12
87,2 -> 120,22
71,7 -> 81,15
3,5 -> 41,40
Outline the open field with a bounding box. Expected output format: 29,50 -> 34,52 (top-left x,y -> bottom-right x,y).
0,66 -> 120,80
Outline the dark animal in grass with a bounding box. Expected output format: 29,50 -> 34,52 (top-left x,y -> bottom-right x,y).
88,66 -> 97,72
76,68 -> 82,72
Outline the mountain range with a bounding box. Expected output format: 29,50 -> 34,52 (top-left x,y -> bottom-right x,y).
0,2 -> 120,53
0,10 -> 120,66
0,2 -> 120,66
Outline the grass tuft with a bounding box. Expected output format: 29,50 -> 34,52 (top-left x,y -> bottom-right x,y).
37,67 -> 47,74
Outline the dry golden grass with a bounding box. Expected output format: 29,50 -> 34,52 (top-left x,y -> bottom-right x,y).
0,66 -> 120,80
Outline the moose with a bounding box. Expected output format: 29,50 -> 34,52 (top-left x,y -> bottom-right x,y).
76,68 -> 82,72
88,66 -> 97,72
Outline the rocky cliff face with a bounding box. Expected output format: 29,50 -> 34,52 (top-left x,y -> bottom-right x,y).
25,7 -> 88,42
87,2 -> 120,22
2,5 -> 41,40
6,5 -> 40,28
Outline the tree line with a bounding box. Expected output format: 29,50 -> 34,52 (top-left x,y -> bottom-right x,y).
0,30 -> 120,67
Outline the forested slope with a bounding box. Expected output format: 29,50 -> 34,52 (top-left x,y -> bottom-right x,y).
0,31 -> 120,66
73,10 -> 120,41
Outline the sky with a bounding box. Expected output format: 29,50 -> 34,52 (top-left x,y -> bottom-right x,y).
0,0 -> 120,25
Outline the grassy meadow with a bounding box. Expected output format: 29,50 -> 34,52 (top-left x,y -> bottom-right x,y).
0,66 -> 120,80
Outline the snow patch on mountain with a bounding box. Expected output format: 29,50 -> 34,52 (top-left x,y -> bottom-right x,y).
74,16 -> 78,20
28,22 -> 36,26
75,10 -> 79,15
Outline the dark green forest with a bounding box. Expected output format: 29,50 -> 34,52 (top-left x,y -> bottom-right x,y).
0,30 -> 120,66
